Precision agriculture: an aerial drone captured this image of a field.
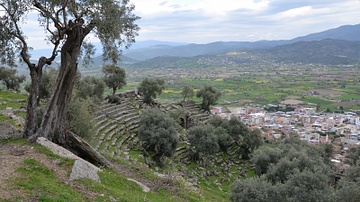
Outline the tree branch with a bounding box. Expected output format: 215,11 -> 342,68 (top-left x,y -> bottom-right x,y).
0,3 -> 33,68
83,20 -> 96,36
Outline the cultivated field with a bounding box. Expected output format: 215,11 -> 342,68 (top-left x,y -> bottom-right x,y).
112,64 -> 360,112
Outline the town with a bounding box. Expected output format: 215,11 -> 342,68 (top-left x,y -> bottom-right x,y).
213,104 -> 360,144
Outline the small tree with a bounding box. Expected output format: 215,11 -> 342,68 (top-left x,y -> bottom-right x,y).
283,170 -> 332,202
25,68 -> 57,104
348,147 -> 360,165
102,65 -> 126,95
208,116 -> 233,152
196,85 -> 221,111
181,86 -> 194,101
138,109 -> 178,166
334,163 -> 360,202
75,76 -> 106,102
138,78 -> 165,105
66,98 -> 94,140
188,124 -> 219,160
231,177 -> 281,202
223,116 -> 263,159
251,146 -> 281,175
214,127 -> 233,152
0,66 -> 25,91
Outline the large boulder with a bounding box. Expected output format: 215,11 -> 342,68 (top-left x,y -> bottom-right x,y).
0,123 -> 21,139
70,159 -> 101,183
36,137 -> 101,183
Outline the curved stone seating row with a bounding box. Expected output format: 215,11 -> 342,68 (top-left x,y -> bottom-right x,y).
94,110 -> 138,138
114,133 -> 137,156
95,104 -> 117,116
92,94 -> 218,165
95,121 -> 140,157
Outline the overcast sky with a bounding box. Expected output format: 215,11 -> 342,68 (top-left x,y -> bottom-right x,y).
130,0 -> 360,43
22,0 -> 360,50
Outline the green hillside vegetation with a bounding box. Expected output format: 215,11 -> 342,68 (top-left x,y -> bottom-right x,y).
0,89 -> 27,128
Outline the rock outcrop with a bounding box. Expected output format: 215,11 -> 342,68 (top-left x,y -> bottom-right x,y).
36,137 -> 101,182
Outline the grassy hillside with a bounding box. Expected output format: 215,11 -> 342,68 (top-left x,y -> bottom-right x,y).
0,90 -> 27,129
0,90 -> 238,201
0,139 -> 210,202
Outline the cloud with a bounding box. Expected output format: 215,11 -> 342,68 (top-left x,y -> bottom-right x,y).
131,0 -> 360,43
14,0 -> 360,50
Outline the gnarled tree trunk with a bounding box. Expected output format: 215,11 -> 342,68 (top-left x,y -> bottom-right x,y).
28,23 -> 112,168
36,25 -> 83,144
23,57 -> 48,137
24,66 -> 40,137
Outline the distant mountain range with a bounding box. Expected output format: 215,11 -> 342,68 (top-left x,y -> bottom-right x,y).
121,24 -> 360,63
29,23 -> 360,68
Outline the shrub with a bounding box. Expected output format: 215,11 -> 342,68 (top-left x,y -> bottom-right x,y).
138,108 -> 178,166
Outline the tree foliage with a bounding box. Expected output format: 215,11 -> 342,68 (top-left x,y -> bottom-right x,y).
102,65 -> 126,95
231,141 -> 335,202
348,146 -> 360,165
283,170 -> 332,202
0,66 -> 25,91
227,116 -> 263,159
334,164 -> 360,202
137,78 -> 165,105
231,177 -> 281,202
181,86 -> 194,101
214,127 -> 232,152
66,97 -> 94,139
138,108 -> 178,166
26,70 -> 105,104
251,146 -> 282,175
25,68 -> 58,104
74,76 -> 105,102
208,116 -> 263,159
188,124 -> 219,159
196,85 -> 221,111
206,115 -> 263,157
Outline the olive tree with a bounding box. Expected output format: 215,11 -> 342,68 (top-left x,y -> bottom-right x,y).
335,164 -> 360,202
181,85 -> 194,101
283,170 -> 332,202
208,116 -> 233,152
231,171 -> 332,202
102,65 -> 126,95
230,177 -> 282,202
137,78 -> 165,105
138,109 -> 178,166
0,0 -> 139,167
251,146 -> 282,175
0,0 -> 139,148
75,76 -> 105,102
232,142 -> 335,202
0,66 -> 25,91
196,85 -> 221,111
224,116 -> 263,159
188,124 -> 219,160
